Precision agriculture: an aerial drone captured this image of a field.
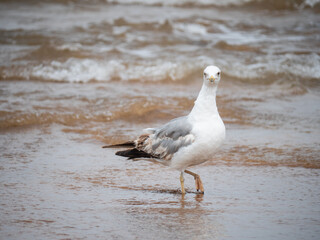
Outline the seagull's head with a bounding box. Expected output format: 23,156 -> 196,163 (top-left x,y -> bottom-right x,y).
203,65 -> 221,85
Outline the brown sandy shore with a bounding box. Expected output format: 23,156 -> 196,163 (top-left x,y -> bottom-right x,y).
1,125 -> 319,240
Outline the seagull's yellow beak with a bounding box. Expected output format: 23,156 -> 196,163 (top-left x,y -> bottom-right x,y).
209,75 -> 215,82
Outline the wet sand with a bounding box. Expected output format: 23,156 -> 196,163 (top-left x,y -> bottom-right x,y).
1,126 -> 320,239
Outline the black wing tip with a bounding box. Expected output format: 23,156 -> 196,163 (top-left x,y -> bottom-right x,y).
115,148 -> 156,159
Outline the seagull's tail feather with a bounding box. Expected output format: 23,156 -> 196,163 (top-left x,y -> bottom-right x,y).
116,148 -> 155,160
102,141 -> 135,148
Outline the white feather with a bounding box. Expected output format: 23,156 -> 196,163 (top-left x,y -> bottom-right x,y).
135,65 -> 225,171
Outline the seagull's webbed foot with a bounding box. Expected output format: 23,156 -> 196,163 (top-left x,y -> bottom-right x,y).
184,170 -> 204,194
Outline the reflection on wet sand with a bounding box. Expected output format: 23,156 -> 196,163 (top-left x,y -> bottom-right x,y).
0,127 -> 319,239
121,192 -> 224,240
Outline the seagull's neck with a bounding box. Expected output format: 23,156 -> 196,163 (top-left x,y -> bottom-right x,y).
189,83 -> 219,121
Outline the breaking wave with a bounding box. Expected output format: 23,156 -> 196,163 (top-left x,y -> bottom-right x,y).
5,0 -> 319,10
221,53 -> 320,84
2,53 -> 319,88
1,57 -> 211,83
106,0 -> 320,10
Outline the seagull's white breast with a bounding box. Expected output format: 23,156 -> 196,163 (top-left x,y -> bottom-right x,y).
169,114 -> 225,171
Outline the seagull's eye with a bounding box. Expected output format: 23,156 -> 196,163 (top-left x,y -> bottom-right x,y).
204,73 -> 207,77
217,72 -> 220,76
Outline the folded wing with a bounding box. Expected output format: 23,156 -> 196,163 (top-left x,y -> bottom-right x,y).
135,116 -> 195,160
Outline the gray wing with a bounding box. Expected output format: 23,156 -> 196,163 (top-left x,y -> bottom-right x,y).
136,116 -> 195,160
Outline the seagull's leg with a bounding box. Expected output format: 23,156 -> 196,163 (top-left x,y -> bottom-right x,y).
180,172 -> 186,194
184,170 -> 204,194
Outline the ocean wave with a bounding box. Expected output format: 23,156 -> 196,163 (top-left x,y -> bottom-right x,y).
31,59 -> 123,82
219,53 -> 320,85
105,0 -> 320,10
1,53 -> 319,88
1,57 -> 210,83
5,0 -> 318,10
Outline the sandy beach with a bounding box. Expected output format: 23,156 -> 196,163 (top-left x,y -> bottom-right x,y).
1,0 -> 320,239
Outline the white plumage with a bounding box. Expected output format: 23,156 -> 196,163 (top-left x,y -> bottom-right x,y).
106,65 -> 225,194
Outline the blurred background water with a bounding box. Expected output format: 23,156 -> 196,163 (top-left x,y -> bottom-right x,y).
0,0 -> 320,239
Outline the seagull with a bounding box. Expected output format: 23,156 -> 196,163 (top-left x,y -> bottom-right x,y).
104,66 -> 225,194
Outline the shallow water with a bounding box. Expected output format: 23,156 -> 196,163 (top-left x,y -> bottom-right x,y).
1,127 -> 320,239
1,0 -> 320,239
